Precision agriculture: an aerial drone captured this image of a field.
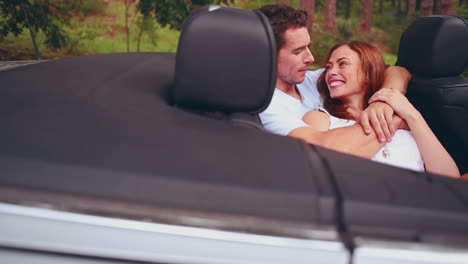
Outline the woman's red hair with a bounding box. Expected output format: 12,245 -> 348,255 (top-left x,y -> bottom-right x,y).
317,41 -> 386,120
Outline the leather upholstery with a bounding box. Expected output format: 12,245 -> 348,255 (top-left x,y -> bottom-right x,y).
172,6 -> 277,113
397,15 -> 468,173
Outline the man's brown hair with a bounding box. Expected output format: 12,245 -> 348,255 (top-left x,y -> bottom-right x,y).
257,4 -> 308,51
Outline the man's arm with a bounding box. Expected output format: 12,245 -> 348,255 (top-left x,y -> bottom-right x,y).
360,66 -> 412,142
382,65 -> 411,94
290,114 -> 407,159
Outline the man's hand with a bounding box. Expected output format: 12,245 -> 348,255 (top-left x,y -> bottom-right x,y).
359,101 -> 395,143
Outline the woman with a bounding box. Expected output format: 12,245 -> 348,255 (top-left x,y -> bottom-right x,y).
302,41 -> 460,178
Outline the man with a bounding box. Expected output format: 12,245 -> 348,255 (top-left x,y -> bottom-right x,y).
258,4 -> 411,158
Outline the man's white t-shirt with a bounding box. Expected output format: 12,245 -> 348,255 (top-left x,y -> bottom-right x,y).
259,69 -> 425,172
259,69 -> 324,135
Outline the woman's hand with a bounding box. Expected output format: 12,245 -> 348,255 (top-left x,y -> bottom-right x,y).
368,88 -> 420,122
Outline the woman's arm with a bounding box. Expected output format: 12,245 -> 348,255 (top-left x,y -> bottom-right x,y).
370,88 -> 460,178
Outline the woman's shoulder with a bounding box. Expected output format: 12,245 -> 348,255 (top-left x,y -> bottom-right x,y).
302,109 -> 330,131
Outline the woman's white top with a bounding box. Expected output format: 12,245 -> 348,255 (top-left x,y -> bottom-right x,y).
318,107 -> 425,172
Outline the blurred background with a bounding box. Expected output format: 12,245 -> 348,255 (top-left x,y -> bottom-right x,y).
1,0 -> 467,71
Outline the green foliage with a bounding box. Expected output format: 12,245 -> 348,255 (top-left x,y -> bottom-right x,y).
382,52 -> 397,65
457,2 -> 468,21
66,22 -> 99,55
235,0 -> 275,10
59,0 -> 104,17
309,16 -> 360,66
59,0 -> 180,55
137,0 -> 233,30
43,22 -> 67,50
0,0 -> 70,50
2,0 -> 465,68
373,10 -> 411,54
463,70 -> 468,78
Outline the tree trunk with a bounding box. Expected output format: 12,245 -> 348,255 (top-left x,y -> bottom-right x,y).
379,0 -> 384,13
325,0 -> 337,31
137,16 -> 147,52
346,0 -> 352,18
397,0 -> 402,14
125,0 -> 130,52
408,0 -> 416,15
433,0 -> 440,13
438,0 -> 458,14
278,0 -> 290,5
420,0 -> 433,16
360,0 -> 374,32
300,0 -> 315,32
20,0 -> 42,60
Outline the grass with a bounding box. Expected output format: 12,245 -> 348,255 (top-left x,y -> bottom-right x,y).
0,0 -> 180,60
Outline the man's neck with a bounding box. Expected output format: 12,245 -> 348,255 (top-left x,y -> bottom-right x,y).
277,83 -> 302,101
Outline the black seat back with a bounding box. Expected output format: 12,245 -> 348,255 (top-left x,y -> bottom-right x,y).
172,6 -> 277,129
396,15 -> 468,173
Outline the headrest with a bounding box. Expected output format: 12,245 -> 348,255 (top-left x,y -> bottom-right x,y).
172,6 -> 277,113
396,15 -> 468,77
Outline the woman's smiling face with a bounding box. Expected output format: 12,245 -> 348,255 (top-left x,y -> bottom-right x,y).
325,45 -> 365,102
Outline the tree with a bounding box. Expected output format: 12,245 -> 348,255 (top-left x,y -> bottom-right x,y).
420,0 -> 433,16
125,0 -> 133,52
360,0 -> 375,32
300,0 -> 315,32
277,0 -> 290,5
438,0 -> 458,14
137,0 -> 232,31
396,0 -> 403,14
408,0 -> 417,16
0,0 -> 70,60
325,0 -> 337,31
345,0 -> 352,17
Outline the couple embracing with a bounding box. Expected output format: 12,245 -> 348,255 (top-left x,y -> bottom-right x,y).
258,4 -> 460,178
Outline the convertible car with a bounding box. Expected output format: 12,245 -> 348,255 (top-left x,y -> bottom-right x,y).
0,6 -> 467,264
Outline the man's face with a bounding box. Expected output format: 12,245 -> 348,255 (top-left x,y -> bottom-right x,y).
276,27 -> 314,90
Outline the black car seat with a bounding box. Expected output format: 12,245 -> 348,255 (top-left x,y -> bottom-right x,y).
0,6 -> 337,230
170,7 -> 468,251
396,15 -> 468,174
172,6 -> 277,130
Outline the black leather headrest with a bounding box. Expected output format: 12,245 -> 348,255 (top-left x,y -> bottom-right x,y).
396,15 -> 468,77
172,6 -> 277,113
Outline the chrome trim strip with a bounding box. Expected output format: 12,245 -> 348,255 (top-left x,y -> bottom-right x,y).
0,203 -> 347,264
355,245 -> 468,264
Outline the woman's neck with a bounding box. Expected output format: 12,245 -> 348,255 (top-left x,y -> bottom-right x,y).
342,96 -> 365,121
